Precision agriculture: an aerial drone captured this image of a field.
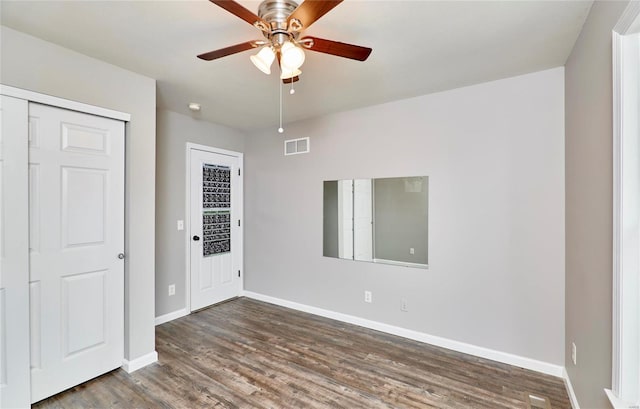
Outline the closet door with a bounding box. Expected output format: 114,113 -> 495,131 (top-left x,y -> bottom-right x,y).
0,96 -> 31,408
29,103 -> 125,403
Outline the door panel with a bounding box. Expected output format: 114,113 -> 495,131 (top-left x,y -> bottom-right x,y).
61,167 -> 107,247
29,163 -> 41,253
29,103 -> 124,403
61,122 -> 109,154
62,270 -> 107,356
0,96 -> 31,408
30,281 -> 42,370
190,149 -> 241,311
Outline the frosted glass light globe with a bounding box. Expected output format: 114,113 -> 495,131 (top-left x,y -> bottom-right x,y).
280,41 -> 305,70
250,46 -> 275,75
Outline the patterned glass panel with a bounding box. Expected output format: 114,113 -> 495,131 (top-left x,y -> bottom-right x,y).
202,164 -> 231,256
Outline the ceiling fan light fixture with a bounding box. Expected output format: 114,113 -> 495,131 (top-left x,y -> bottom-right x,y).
280,41 -> 305,70
280,67 -> 302,80
250,46 -> 275,75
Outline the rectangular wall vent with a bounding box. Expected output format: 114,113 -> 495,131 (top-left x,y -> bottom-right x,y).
284,137 -> 310,156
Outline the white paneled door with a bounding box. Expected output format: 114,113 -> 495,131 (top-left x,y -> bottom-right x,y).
0,96 -> 31,408
190,148 -> 242,311
28,103 -> 125,403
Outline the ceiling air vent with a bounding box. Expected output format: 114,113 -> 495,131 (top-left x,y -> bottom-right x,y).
284,137 -> 310,156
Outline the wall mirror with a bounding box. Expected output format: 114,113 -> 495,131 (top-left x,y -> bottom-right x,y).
323,176 -> 428,268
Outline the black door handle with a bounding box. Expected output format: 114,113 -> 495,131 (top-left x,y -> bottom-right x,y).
193,235 -> 200,241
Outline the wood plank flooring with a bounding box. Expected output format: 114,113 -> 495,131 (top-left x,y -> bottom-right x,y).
35,298 -> 571,409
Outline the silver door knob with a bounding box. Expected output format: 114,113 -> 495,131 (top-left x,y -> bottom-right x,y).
118,253 -> 125,259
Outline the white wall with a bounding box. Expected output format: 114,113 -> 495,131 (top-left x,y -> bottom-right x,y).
155,109 -> 245,317
244,67 -> 565,366
0,26 -> 157,362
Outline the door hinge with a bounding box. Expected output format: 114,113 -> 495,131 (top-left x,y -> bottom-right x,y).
238,270 -> 241,277
238,219 -> 241,227
238,168 -> 241,176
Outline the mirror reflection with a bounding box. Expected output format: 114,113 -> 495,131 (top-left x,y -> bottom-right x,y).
323,176 -> 428,268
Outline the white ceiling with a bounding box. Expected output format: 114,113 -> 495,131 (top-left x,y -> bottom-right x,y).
1,0 -> 592,131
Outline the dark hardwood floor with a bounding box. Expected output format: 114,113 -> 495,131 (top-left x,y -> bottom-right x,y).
35,297 -> 571,409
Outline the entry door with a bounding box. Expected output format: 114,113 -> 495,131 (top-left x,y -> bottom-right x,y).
28,103 -> 125,403
190,148 -> 242,311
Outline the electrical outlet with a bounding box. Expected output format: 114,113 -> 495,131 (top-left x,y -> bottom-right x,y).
409,248 -> 415,255
401,299 -> 408,312
177,220 -> 184,231
364,290 -> 372,303
571,342 -> 577,365
168,284 -> 176,296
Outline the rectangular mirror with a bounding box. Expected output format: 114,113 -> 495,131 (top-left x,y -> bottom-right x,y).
323,176 -> 428,268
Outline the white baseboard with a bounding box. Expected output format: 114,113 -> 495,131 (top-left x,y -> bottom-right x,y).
563,368 -> 581,409
155,308 -> 189,326
605,388 -> 637,409
242,290 -> 565,378
121,351 -> 158,373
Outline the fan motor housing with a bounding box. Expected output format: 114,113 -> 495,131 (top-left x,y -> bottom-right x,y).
258,0 -> 298,30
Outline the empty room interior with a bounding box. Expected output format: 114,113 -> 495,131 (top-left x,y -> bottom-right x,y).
1,0 -> 640,408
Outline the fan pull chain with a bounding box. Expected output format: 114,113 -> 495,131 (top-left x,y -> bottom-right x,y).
290,80 -> 295,95
278,77 -> 284,133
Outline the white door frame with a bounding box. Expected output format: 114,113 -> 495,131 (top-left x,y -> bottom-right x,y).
611,2 -> 640,407
0,84 -> 130,406
0,85 -> 130,122
185,142 -> 243,313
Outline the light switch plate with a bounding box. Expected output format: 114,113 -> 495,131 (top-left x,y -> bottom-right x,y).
177,220 -> 184,231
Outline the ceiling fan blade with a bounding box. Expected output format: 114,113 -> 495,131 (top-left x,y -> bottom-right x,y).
302,37 -> 372,61
197,41 -> 256,61
287,0 -> 343,31
209,0 -> 268,29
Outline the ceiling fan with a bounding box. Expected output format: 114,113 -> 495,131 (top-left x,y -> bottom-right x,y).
198,0 -> 372,83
